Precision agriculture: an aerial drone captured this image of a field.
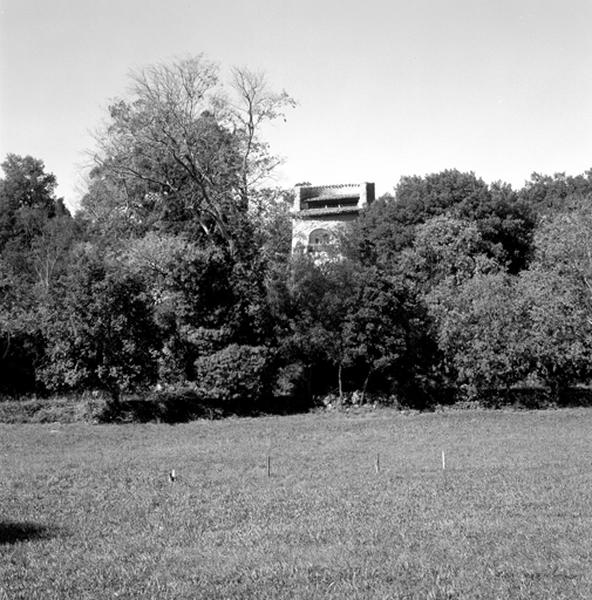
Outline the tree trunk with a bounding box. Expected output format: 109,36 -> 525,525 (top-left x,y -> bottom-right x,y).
106,382 -> 121,410
338,364 -> 343,400
361,368 -> 372,404
305,364 -> 313,404
1,330 -> 11,360
549,379 -> 565,405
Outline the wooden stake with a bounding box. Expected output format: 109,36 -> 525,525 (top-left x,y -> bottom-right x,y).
266,455 -> 271,478
375,453 -> 380,474
442,450 -> 449,488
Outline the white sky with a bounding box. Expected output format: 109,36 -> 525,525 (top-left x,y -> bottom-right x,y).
1,0 -> 591,211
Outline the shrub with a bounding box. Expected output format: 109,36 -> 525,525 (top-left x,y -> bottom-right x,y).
0,395 -> 108,424
194,344 -> 273,413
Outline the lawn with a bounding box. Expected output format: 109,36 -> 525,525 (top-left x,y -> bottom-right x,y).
2,408 -> 592,599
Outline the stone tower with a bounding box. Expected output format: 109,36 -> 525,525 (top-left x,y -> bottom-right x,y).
291,182 -> 375,253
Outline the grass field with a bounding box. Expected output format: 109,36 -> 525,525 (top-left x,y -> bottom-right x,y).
2,408 -> 592,599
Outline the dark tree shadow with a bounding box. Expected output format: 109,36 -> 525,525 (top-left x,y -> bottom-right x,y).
0,522 -> 59,545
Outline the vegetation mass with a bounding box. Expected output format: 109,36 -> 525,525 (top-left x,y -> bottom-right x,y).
2,53 -> 592,413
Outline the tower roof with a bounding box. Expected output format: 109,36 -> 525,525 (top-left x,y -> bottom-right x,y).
292,182 -> 375,216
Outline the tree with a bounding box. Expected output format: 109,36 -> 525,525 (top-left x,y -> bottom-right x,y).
230,68 -> 296,207
284,255 -> 358,398
349,170 -> 534,273
515,269 -> 592,396
0,154 -> 68,252
77,174 -> 143,243
0,256 -> 44,395
401,215 -> 498,291
518,170 -> 592,214
0,155 -> 76,395
89,55 -> 294,254
429,264 -> 592,400
75,56 -> 295,404
0,155 -> 73,291
533,200 -> 592,313
118,228 -> 275,386
520,201 -> 592,393
346,193 -> 411,266
340,267 -> 436,404
454,181 -> 535,273
0,154 -> 59,214
283,255 -> 436,405
428,272 -> 531,395
39,246 -> 158,401
395,169 -> 490,223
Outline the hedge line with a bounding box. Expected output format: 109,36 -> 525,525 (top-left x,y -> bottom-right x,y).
2,386 -> 592,424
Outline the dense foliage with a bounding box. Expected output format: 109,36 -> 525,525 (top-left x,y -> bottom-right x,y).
2,55 -> 592,414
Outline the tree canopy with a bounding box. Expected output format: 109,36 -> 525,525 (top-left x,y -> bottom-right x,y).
2,54 -> 592,412
85,56 -> 294,254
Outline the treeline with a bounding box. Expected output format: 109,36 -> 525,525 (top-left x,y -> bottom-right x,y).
1,55 -> 592,413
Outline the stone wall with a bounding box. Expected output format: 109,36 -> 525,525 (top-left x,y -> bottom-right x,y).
291,213 -> 359,252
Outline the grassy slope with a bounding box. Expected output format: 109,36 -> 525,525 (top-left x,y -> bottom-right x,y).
1,408 -> 592,599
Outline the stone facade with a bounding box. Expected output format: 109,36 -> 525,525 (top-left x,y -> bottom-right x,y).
291,182 -> 375,253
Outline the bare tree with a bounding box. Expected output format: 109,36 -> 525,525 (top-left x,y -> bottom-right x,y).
230,68 -> 296,208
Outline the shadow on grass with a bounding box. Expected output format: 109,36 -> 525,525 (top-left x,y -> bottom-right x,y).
98,394 -> 225,424
98,389 -> 313,424
0,522 -> 60,545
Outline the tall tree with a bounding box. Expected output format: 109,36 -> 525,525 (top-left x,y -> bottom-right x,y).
88,56 -> 294,254
518,170 -> 592,214
349,171 -> 534,273
0,155 -> 75,394
0,154 -> 67,252
0,154 -> 59,212
230,68 -> 296,208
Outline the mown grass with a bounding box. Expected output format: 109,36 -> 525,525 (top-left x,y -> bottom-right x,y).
2,408 -> 592,599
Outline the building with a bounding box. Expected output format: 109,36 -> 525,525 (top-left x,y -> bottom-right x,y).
291,182 -> 375,253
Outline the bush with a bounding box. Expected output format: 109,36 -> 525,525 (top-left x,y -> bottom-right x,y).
474,386 -> 592,409
194,344 -> 273,413
0,395 -> 108,424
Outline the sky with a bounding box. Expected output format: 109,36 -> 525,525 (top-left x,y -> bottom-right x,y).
1,0 -> 591,211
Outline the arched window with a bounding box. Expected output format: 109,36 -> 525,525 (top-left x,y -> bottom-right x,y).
307,228 -> 332,253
